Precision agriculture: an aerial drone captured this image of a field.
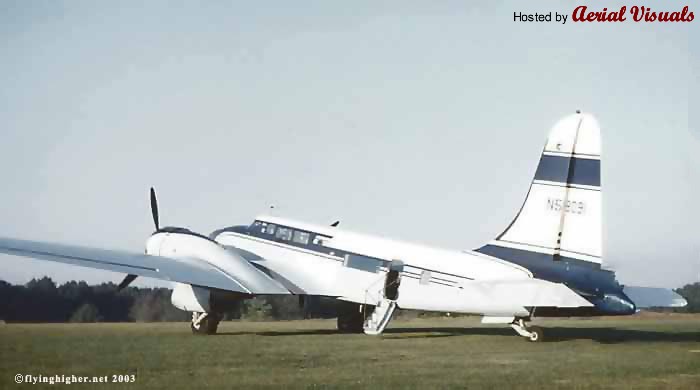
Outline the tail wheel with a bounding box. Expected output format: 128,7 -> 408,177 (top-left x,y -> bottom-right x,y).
527,326 -> 544,342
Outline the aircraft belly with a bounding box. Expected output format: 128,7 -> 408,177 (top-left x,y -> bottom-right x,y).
396,277 -> 592,316
396,279 -> 529,316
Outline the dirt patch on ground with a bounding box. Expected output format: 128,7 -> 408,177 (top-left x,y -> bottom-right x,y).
488,358 -> 529,365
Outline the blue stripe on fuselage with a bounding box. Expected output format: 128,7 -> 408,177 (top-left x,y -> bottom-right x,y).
475,244 -> 634,315
534,155 -> 600,187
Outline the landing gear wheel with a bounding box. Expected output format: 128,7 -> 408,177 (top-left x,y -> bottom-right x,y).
337,304 -> 365,333
527,326 -> 544,342
191,320 -> 207,335
510,318 -> 544,342
191,312 -> 222,335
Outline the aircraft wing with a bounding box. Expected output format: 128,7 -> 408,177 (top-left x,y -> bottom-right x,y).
0,237 -> 256,293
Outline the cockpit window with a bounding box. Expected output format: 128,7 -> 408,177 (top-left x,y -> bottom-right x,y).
275,227 -> 292,241
292,231 -> 310,245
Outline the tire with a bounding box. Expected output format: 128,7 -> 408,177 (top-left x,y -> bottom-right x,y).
206,315 -> 220,334
337,305 -> 365,333
527,326 -> 544,342
191,313 -> 221,335
191,319 -> 207,335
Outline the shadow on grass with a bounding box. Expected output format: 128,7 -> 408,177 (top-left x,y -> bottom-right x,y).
216,329 -> 340,337
218,326 -> 700,343
385,326 -> 700,344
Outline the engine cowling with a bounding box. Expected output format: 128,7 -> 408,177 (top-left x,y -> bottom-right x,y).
145,230 -> 288,295
171,283 -> 249,313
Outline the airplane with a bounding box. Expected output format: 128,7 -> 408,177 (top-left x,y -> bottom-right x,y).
0,111 -> 687,342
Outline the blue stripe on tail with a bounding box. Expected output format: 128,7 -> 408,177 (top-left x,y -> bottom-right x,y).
534,155 -> 600,187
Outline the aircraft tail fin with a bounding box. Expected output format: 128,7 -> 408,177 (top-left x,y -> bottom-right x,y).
477,111 -> 603,267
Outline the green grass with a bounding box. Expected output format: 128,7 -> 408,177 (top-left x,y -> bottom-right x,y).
1,314 -> 699,389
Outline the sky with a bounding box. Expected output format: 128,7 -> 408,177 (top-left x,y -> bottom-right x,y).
0,1 -> 697,289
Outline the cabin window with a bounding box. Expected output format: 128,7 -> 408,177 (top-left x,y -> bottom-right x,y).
292,231 -> 310,245
345,254 -> 381,273
265,224 -> 276,235
275,227 -> 292,241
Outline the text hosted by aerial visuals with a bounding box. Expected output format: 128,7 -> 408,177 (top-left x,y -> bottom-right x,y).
514,1 -> 695,24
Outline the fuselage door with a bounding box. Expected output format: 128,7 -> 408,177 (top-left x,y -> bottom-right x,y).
384,260 -> 403,301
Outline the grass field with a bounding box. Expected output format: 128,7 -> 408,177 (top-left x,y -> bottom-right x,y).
1,314 -> 699,389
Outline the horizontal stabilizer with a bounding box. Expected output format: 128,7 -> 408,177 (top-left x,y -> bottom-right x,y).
623,286 -> 688,308
481,316 -> 515,324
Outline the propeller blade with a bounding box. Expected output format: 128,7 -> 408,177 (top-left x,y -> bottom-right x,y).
150,187 -> 159,230
117,274 -> 138,291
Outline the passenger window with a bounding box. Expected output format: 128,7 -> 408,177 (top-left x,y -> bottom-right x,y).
292,231 -> 310,245
275,227 -> 292,241
345,254 -> 381,273
266,224 -> 276,235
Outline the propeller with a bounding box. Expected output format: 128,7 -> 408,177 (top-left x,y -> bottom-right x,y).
118,187 -> 160,292
150,187 -> 160,231
117,274 -> 138,291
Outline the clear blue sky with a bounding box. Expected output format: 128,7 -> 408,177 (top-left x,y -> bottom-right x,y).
1,1 -> 697,288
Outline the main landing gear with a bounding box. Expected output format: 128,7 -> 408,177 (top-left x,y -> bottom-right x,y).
510,318 -> 544,342
190,312 -> 222,335
336,303 -> 365,333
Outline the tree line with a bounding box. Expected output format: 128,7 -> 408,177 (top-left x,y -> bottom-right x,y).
0,277 -> 698,323
0,277 -> 338,323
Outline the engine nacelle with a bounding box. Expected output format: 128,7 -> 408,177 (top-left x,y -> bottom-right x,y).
145,230 -> 287,295
171,282 -> 249,313
171,283 -> 211,312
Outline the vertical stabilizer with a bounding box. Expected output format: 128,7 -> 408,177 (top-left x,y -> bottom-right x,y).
479,112 -> 602,266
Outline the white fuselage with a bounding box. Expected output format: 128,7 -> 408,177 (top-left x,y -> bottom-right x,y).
214,215 -> 539,316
